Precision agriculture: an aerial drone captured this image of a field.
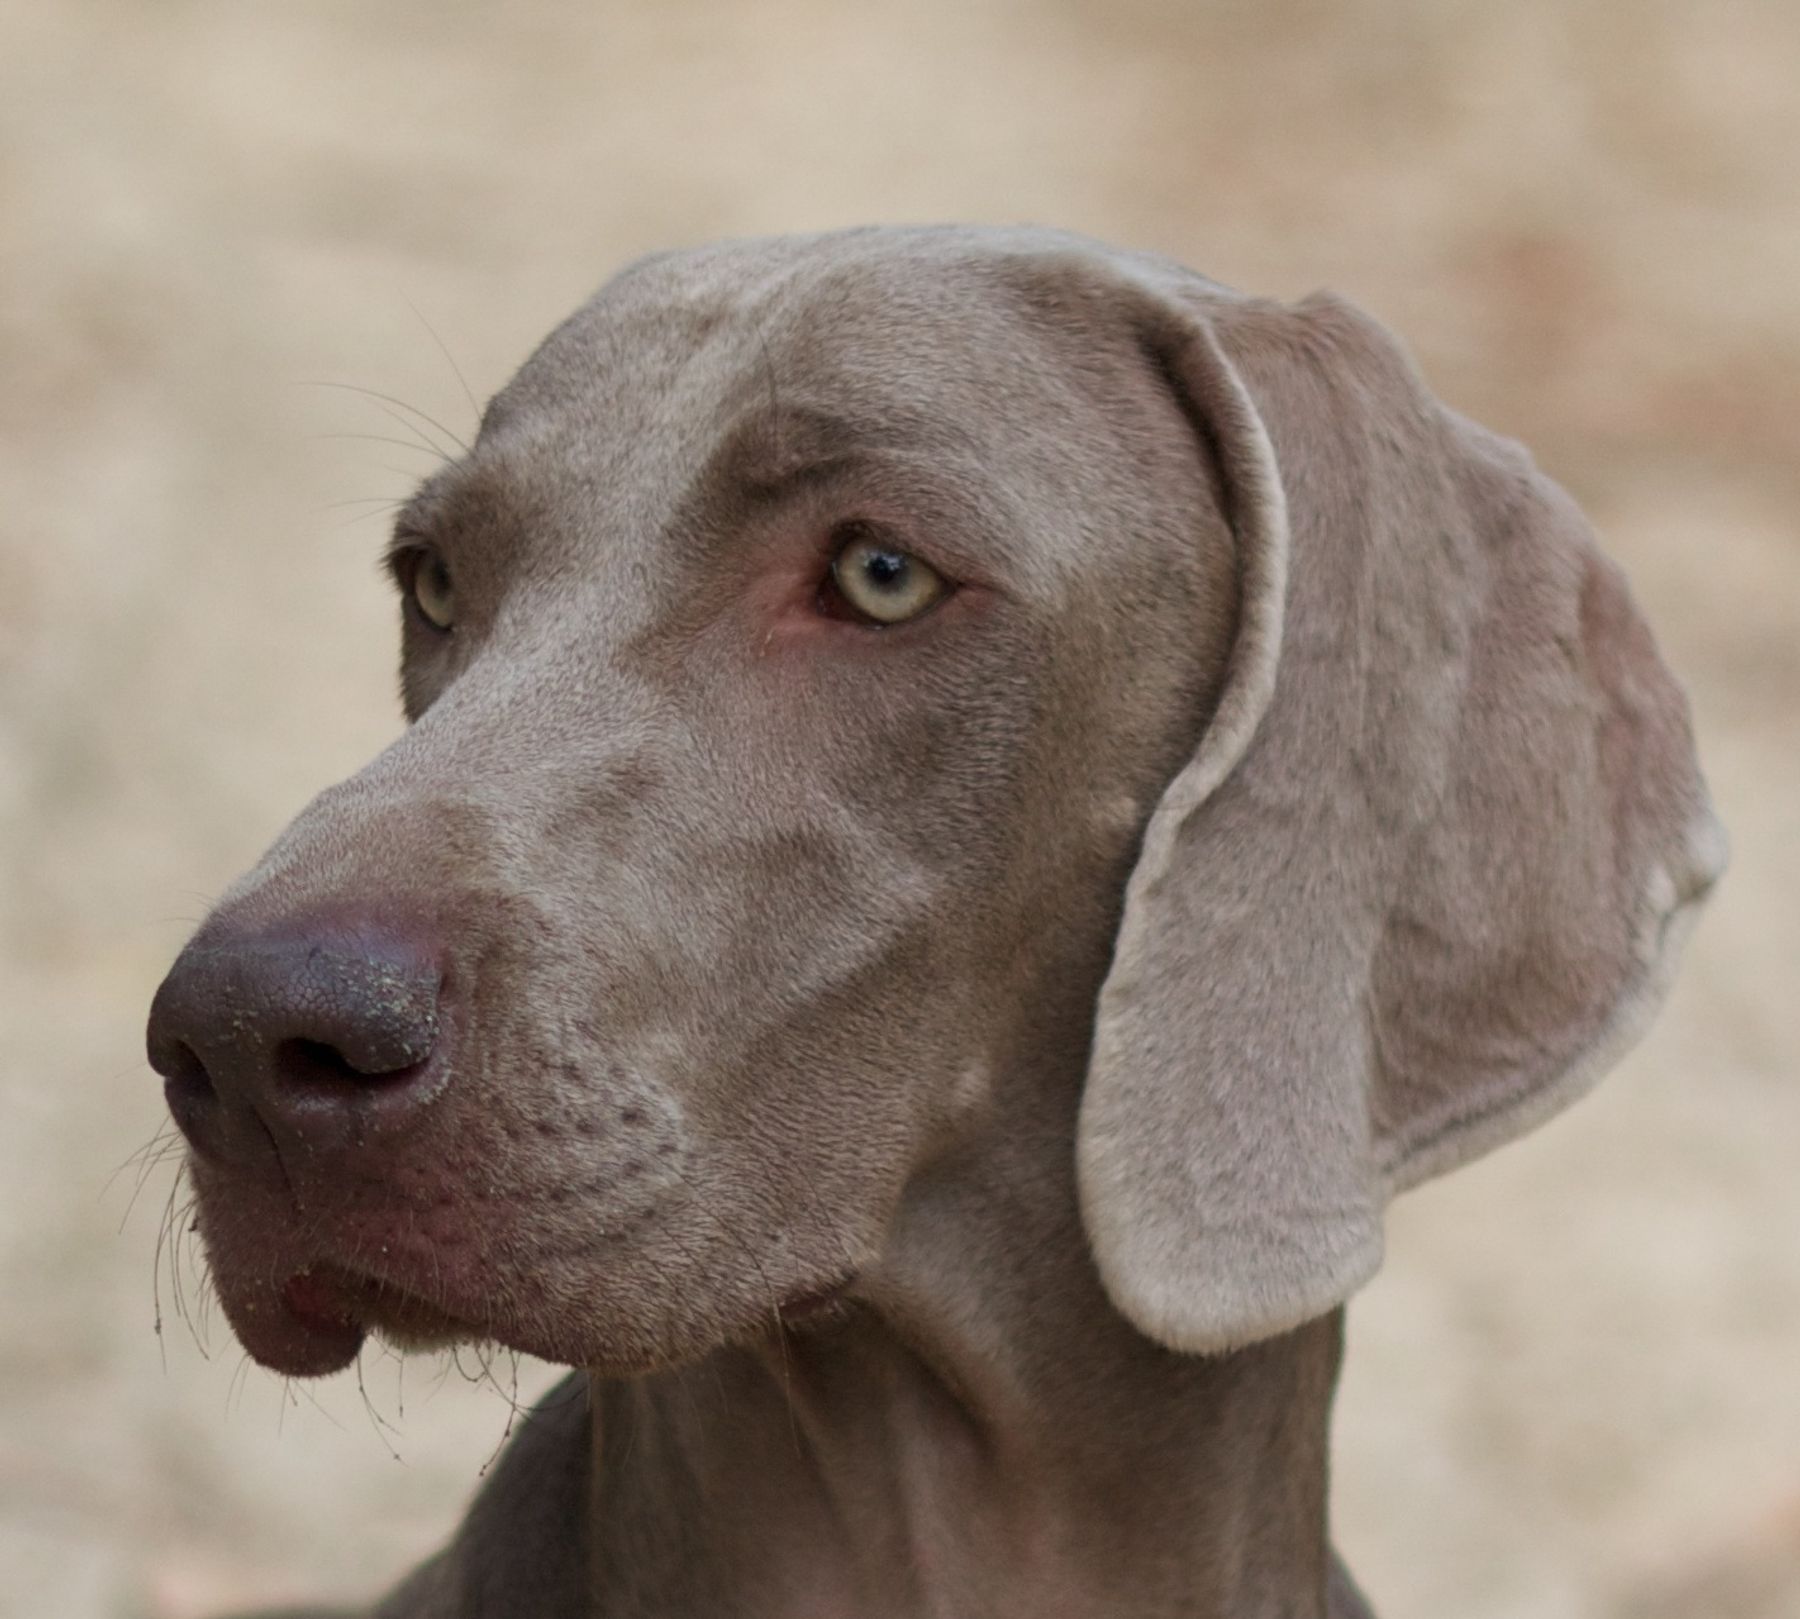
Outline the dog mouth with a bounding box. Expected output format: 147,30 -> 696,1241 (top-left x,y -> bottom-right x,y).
246,1262 -> 861,1378
198,1239 -> 491,1378
249,1256 -> 863,1377
217,1261 -> 485,1377
191,1153 -> 868,1378
283,1263 -> 478,1352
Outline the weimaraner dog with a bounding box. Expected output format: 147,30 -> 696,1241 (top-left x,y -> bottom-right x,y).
146,225 -> 1724,1618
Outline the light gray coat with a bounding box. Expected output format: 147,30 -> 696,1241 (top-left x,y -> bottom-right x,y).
147,226 -> 1723,1618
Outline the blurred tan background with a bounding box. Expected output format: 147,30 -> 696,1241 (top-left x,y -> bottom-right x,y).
2,2 -> 1796,1615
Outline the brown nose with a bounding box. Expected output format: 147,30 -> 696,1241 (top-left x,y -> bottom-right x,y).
147,920 -> 447,1157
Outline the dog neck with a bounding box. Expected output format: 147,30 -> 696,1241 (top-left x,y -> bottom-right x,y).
586,1117 -> 1346,1618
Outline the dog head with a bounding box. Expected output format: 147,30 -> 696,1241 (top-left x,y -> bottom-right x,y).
146,228 -> 1721,1376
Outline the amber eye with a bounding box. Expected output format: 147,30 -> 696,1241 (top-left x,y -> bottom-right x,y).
407,548 -> 456,631
827,528 -> 946,625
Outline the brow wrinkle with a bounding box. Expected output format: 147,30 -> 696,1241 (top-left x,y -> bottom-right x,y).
702,405 -> 872,506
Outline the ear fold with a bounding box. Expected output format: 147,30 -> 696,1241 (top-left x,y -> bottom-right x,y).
1076,266 -> 1726,1354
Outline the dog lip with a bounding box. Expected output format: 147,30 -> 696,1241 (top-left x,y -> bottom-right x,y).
282,1265 -> 363,1330
213,1268 -> 367,1377
294,1259 -> 483,1346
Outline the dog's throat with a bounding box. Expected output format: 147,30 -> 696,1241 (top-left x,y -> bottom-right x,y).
582,1304 -> 1347,1618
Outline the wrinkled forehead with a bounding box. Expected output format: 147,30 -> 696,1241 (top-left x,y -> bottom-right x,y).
400,239 -> 1104,586
495,238 -> 1043,452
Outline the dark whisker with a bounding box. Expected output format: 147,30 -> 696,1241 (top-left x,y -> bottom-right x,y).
355,1347 -> 404,1460
227,1350 -> 255,1415
118,1140 -> 188,1229
106,1118 -> 181,1201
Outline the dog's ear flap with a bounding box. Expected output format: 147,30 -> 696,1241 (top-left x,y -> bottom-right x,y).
1076,268 -> 1725,1354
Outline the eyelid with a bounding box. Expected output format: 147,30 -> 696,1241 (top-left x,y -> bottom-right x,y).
767,458 -> 995,589
815,516 -> 963,587
384,535 -> 431,587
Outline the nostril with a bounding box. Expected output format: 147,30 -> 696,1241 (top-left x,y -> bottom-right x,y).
150,922 -> 447,1145
161,1041 -> 217,1131
276,1036 -> 362,1090
272,1036 -> 429,1100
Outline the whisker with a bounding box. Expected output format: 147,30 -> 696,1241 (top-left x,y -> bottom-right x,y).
364,400 -> 460,462
321,496 -> 409,514
312,430 -> 449,461
294,380 -> 471,458
338,513 -> 399,533
150,1169 -> 181,1373
105,1118 -> 181,1203
329,500 -> 412,533
228,1350 -> 255,1415
471,1343 -> 532,1474
150,1172 -> 210,1364
355,1347 -> 404,1460
401,294 -> 482,427
118,1141 -> 188,1229
294,1374 -> 348,1433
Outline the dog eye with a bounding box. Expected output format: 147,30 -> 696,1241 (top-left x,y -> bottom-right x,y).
826,527 -> 946,625
407,548 -> 457,631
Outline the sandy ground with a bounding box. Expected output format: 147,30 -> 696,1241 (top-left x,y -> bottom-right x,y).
2,2 -> 1796,1615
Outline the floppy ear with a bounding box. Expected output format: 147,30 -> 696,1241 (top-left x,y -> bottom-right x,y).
1076,265 -> 1726,1354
